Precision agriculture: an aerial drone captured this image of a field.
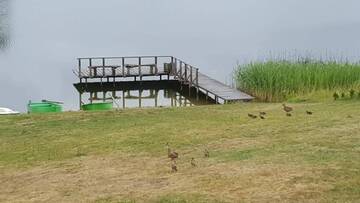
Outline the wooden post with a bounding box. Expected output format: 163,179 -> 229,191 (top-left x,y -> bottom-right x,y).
139,89 -> 142,107
196,68 -> 199,101
154,56 -> 158,75
174,92 -> 177,107
155,90 -> 158,107
184,64 -> 188,83
179,61 -> 183,82
122,90 -> 125,109
179,94 -> 182,106
171,92 -> 174,107
138,57 -> 142,80
112,67 -> 116,77
103,91 -> 106,102
90,92 -> 93,104
122,57 -> 125,77
79,92 -> 82,110
171,57 -> 174,76
78,59 -> 81,82
189,66 -> 193,97
102,58 -> 105,77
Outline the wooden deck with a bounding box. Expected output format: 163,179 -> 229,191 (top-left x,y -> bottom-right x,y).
74,56 -> 254,104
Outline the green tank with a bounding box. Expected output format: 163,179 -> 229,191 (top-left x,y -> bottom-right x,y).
28,101 -> 63,113
81,102 -> 113,111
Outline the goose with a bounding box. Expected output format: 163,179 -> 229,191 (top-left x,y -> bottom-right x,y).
282,104 -> 293,113
259,112 -> 266,115
191,158 -> 196,167
171,161 -> 178,172
248,113 -> 257,119
260,115 -> 265,119
286,113 -> 292,117
306,111 -> 313,115
204,148 -> 210,158
166,143 -> 179,160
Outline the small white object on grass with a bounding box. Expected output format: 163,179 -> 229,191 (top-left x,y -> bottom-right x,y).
0,107 -> 20,115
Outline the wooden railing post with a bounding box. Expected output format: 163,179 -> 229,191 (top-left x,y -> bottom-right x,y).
154,56 -> 158,75
138,57 -> 142,77
189,66 -> 193,96
78,58 -> 81,80
171,57 -> 174,75
122,57 -> 125,77
180,61 -> 183,81
196,68 -> 199,100
112,67 -> 116,76
190,66 -> 193,86
102,58 -> 105,77
184,64 -> 188,83
196,68 -> 199,87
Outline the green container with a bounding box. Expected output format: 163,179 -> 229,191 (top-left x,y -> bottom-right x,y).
81,102 -> 113,111
28,101 -> 63,113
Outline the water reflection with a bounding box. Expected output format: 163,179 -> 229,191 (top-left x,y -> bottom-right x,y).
81,88 -> 209,109
0,0 -> 9,50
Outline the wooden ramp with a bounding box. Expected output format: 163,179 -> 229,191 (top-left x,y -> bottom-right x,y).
197,73 -> 254,101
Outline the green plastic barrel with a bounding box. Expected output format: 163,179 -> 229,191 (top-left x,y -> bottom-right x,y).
81,102 -> 113,111
28,101 -> 63,113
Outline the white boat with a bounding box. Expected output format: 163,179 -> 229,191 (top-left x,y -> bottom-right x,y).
0,107 -> 20,115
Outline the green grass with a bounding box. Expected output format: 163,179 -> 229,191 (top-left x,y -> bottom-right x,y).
235,60 -> 360,101
0,101 -> 359,202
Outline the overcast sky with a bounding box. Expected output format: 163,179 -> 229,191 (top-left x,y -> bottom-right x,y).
1,0 -> 360,111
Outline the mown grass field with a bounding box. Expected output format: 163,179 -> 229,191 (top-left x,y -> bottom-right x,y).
0,100 -> 359,202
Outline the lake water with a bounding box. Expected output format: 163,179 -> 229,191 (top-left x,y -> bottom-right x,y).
1,0 -> 360,112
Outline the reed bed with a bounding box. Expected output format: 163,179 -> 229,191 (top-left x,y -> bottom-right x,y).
235,60 -> 360,101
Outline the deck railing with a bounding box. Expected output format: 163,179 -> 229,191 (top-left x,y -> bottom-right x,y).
171,57 -> 199,88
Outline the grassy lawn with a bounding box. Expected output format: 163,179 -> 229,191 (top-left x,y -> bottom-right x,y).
0,101 -> 359,202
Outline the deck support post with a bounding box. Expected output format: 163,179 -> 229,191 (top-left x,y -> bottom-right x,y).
189,66 -> 193,97
196,87 -> 199,101
122,90 -> 125,109
90,92 -> 93,104
138,57 -> 142,79
171,91 -> 174,107
79,92 -> 82,110
155,90 -> 158,107
139,89 -> 142,107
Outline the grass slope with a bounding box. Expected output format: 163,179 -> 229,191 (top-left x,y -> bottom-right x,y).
0,101 -> 359,202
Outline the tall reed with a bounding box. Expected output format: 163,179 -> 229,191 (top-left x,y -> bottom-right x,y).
235,60 -> 360,101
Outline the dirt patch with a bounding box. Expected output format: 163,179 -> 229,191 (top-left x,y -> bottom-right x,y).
0,153 -> 332,203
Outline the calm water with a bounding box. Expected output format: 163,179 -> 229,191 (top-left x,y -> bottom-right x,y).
1,0 -> 360,112
80,89 -> 207,110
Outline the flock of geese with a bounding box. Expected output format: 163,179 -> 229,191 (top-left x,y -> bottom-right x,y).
248,103 -> 313,119
166,104 -> 314,172
166,142 -> 209,173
